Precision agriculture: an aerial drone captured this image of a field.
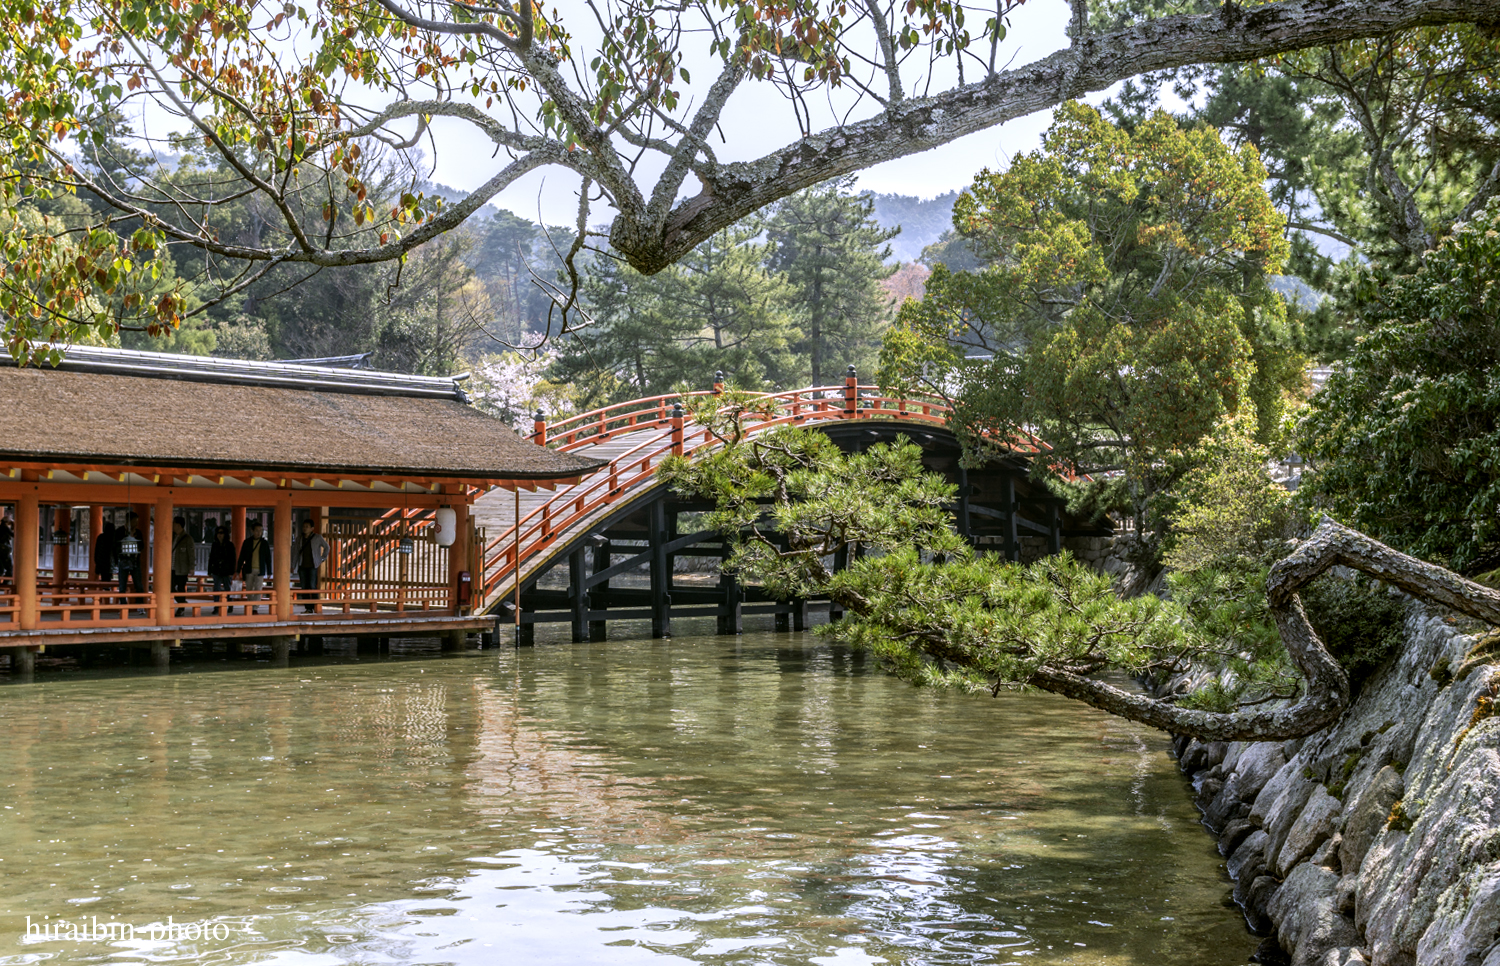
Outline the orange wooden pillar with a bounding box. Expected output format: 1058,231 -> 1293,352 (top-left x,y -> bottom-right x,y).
231,506 -> 247,560
154,497 -> 173,625
274,495 -> 292,622
16,493 -> 38,630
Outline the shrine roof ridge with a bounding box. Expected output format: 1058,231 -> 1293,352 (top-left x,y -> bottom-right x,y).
3,345 -> 469,400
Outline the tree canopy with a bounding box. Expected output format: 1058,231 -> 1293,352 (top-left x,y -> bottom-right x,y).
1297,209 -> 1500,574
4,0 -> 1500,359
880,102 -> 1303,542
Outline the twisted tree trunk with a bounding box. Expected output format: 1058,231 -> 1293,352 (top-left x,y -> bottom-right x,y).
1026,519 -> 1500,741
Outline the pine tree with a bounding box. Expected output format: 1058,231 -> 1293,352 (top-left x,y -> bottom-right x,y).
766,178 -> 898,385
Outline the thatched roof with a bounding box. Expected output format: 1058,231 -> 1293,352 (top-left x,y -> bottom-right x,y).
0,360 -> 603,483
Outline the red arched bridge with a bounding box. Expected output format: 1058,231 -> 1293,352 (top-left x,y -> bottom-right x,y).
468,371 -> 1109,642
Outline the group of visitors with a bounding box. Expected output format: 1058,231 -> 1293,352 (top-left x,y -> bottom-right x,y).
81,514 -> 329,615
0,508 -> 332,616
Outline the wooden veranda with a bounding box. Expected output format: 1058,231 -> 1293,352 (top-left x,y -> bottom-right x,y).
0,347 -> 603,668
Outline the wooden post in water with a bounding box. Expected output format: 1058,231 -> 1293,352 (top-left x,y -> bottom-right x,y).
589,541 -> 609,642
717,568 -> 742,635
569,545 -> 588,643
649,499 -> 671,639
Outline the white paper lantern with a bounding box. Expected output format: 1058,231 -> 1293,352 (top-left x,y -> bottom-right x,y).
435,507 -> 457,547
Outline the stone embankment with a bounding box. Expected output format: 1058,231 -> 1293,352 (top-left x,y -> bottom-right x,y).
1173,605 -> 1500,966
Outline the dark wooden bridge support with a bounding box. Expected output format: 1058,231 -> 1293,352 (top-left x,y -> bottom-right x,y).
12,645 -> 37,680
1002,476 -> 1020,562
828,543 -> 850,622
956,466 -> 973,541
589,542 -> 609,642
569,546 -> 590,643
649,501 -> 671,639
717,570 -> 742,635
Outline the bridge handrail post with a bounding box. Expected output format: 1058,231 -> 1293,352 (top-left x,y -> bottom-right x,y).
844,366 -> 858,417
670,402 -> 685,456
532,408 -> 547,446
712,370 -> 724,395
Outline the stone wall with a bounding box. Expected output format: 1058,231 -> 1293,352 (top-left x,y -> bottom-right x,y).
1174,605 -> 1500,965
1066,533 -> 1163,596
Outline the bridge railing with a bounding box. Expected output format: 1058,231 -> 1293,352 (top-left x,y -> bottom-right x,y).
480,382 -> 978,609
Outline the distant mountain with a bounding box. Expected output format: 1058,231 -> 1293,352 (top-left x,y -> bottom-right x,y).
1270,274 -> 1325,310
864,191 -> 959,263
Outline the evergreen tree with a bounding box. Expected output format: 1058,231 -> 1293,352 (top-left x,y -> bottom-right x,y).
553,221 -> 799,400
766,178 -> 898,385
880,103 -> 1304,546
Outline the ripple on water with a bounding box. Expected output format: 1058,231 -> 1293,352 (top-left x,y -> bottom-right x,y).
0,628 -> 1249,964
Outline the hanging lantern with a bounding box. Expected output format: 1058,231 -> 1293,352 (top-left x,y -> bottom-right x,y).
119,534 -> 140,557
434,507 -> 457,547
398,535 -> 415,555
50,528 -> 69,546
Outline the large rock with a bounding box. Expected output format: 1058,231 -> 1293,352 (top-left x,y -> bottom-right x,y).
1275,785 -> 1344,878
1208,741 -> 1290,830
1268,863 -> 1361,966
1230,830 -> 1270,883
1340,766 -> 1404,874
1414,871 -> 1500,966
1221,816 -> 1259,857
1180,738 -> 1227,775
1264,775 -> 1321,870
1358,678 -> 1500,965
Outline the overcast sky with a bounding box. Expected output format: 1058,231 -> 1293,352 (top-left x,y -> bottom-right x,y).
420,2 -> 1077,226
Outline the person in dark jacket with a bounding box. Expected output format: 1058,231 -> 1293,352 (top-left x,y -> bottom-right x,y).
207,525 -> 236,614
94,521 -> 115,583
236,521 -> 272,615
0,511 -> 12,580
291,519 -> 330,613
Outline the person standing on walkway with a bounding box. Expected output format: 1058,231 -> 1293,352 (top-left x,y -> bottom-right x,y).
236,520 -> 271,615
170,516 -> 196,617
0,510 -> 12,580
207,525 -> 236,614
94,520 -> 115,584
292,519 -> 329,613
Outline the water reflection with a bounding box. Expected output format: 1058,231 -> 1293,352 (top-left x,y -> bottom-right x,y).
0,630 -> 1251,964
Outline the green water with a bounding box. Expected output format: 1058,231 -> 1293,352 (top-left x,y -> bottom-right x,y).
0,629 -> 1252,965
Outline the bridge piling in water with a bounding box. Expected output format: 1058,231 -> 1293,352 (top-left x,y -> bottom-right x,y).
649,501 -> 671,639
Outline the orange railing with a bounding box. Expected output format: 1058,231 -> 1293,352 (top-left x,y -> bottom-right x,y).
481,383 -> 986,609
35,591 -> 158,627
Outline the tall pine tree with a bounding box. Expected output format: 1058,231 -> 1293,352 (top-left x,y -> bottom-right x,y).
766,179 -> 898,385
